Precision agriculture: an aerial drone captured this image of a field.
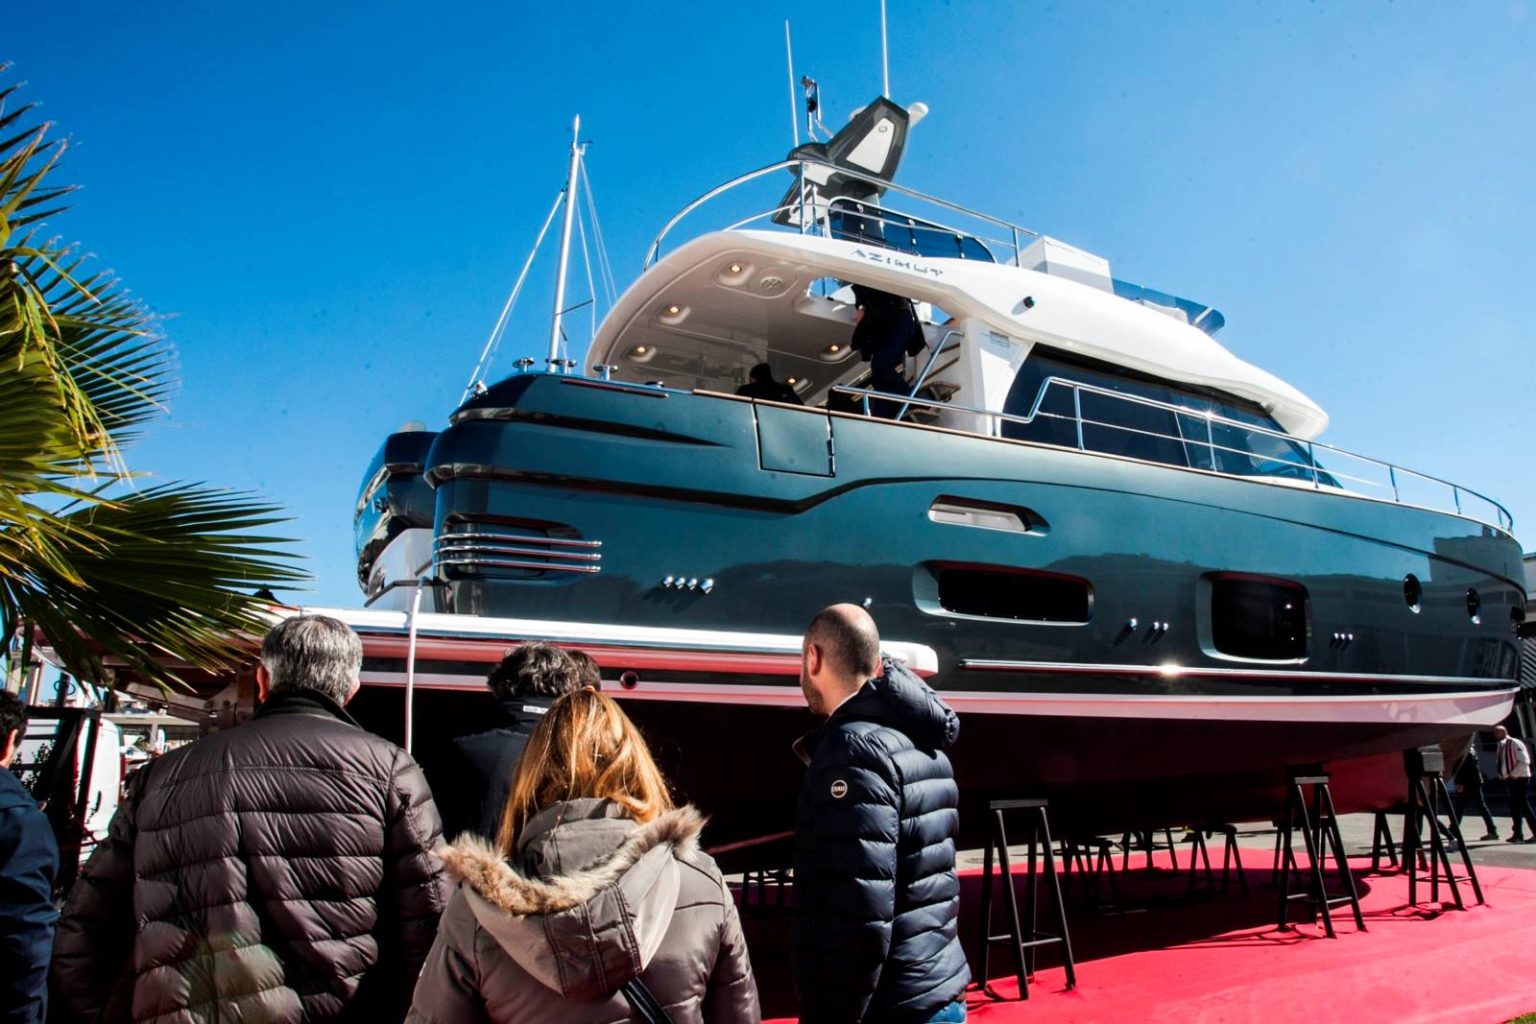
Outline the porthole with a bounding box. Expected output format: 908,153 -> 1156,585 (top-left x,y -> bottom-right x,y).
1403,574 -> 1422,614
1466,588 -> 1481,624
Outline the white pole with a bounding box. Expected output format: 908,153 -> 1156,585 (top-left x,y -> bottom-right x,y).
880,0 -> 890,98
785,21 -> 800,148
403,583 -> 424,754
548,115 -> 583,368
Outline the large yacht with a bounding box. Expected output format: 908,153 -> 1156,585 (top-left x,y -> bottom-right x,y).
346,97 -> 1524,850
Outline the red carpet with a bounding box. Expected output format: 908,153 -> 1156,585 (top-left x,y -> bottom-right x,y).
749,850 -> 1536,1023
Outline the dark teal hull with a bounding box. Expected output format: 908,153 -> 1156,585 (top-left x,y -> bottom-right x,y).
356,373 -> 1524,853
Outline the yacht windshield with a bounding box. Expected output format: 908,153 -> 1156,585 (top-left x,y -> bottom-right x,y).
1001,349 -> 1331,484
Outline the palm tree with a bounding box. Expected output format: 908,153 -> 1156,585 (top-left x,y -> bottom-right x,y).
0,67 -> 305,692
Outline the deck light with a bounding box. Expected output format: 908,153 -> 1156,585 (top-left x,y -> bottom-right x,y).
627,344 -> 657,363
659,304 -> 690,325
819,342 -> 851,362
718,261 -> 753,285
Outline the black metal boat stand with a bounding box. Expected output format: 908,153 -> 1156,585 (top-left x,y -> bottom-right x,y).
1276,767 -> 1365,937
1059,835 -> 1123,909
1401,746 -> 1484,908
975,798 -> 1078,1000
1369,811 -> 1401,872
1187,824 -> 1248,896
1120,827 -> 1180,871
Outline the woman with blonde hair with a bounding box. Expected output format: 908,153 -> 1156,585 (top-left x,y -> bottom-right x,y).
407,688 -> 759,1023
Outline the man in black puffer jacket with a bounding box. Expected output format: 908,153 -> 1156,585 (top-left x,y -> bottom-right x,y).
52,615 -> 451,1024
792,604 -> 970,1023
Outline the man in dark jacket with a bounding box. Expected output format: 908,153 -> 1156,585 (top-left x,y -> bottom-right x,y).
849,284 -> 926,419
792,604 -> 970,1023
433,642 -> 588,842
735,362 -> 804,405
51,615 -> 451,1024
1450,735 -> 1498,842
1,689 -> 58,1024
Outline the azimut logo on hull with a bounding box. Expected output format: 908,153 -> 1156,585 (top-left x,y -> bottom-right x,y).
851,248 -> 944,278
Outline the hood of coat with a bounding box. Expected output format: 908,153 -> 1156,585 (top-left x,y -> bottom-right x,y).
833,657 -> 960,752
437,799 -> 705,999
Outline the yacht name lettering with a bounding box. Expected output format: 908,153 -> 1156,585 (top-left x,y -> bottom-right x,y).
851,249 -> 944,278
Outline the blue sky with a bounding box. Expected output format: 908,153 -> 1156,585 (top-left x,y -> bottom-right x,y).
8,1 -> 1534,604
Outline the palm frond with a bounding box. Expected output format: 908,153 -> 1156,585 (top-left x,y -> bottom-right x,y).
3,484 -> 306,689
0,67 -> 310,691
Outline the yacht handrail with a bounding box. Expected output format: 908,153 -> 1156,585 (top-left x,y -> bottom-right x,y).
645,158 -> 1041,269
829,378 -> 1514,532
821,196 -> 1000,262
895,329 -> 963,421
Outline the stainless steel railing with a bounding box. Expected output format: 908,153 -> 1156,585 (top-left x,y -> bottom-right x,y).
832,377 -> 1514,532
644,158 -> 1038,269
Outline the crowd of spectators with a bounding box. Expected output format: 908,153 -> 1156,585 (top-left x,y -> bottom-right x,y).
1,606 -> 968,1023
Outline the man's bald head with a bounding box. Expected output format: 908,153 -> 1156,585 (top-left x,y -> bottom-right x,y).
800,604 -> 882,718
805,604 -> 881,685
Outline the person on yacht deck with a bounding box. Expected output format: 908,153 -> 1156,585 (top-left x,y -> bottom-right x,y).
849,284 -> 926,419
735,362 -> 803,405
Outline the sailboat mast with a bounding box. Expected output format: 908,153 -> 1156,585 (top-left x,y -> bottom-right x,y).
548,115 -> 583,368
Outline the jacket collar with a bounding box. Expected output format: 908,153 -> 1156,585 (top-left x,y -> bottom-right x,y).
254,688 -> 362,728
492,694 -> 555,729
793,657 -> 960,763
440,804 -> 705,916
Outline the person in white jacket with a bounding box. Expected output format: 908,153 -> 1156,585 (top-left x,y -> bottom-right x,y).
1493,726 -> 1536,842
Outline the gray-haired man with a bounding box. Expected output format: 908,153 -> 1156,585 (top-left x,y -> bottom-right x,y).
53,615 -> 451,1024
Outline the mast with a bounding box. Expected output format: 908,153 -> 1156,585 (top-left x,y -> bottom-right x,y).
548,115 -> 582,369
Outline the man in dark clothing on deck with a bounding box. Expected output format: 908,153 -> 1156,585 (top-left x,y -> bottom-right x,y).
850,284 -> 926,418
51,615 -> 450,1024
435,642 -> 588,841
1,689 -> 58,1024
792,604 -> 970,1023
735,362 -> 804,405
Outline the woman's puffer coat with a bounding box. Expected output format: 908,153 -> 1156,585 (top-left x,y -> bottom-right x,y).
406,799 -> 759,1024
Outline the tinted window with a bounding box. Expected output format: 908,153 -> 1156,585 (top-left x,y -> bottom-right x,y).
934,565 -> 1091,622
1210,575 -> 1309,660
1002,348 -> 1325,481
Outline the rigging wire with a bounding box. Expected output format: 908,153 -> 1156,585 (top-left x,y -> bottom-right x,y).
575,202 -> 600,347
461,188 -> 566,400
579,156 -> 618,307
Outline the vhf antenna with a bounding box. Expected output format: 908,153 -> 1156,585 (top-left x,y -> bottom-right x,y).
880,0 -> 890,98
784,21 -> 799,148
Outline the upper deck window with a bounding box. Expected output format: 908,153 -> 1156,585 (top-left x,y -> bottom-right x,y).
827,198 -> 996,263
1001,349 -> 1325,481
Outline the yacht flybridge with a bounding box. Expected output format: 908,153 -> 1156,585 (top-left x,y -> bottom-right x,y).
348,95 -> 1524,850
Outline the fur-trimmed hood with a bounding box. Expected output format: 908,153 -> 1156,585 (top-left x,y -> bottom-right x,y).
436,799 -> 706,999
